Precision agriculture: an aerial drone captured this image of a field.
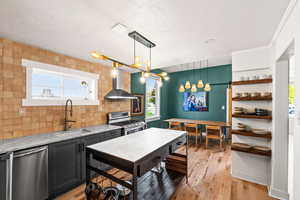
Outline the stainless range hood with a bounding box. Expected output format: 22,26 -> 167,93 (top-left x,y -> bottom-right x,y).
105,70 -> 137,100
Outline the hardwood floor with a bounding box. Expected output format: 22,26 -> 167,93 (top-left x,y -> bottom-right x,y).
57,143 -> 277,200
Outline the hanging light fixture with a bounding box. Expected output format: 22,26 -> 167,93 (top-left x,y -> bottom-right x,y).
204,59 -> 212,92
140,72 -> 146,84
197,61 -> 204,88
191,62 -> 197,92
111,62 -> 120,78
185,80 -> 191,89
179,84 -> 185,92
91,31 -> 169,85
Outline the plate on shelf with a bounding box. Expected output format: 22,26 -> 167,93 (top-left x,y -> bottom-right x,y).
252,129 -> 269,135
232,143 -> 251,150
253,146 -> 271,152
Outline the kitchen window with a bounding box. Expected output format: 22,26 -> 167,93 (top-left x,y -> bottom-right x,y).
145,76 -> 160,122
22,59 -> 99,106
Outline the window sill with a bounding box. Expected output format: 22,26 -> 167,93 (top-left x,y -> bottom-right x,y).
22,99 -> 100,106
145,116 -> 160,123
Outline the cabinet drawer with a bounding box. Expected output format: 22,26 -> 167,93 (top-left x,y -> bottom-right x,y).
172,135 -> 186,152
138,146 -> 169,177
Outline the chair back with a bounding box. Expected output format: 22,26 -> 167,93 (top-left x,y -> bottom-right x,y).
169,121 -> 182,130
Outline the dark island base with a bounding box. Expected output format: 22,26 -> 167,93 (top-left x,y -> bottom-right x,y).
120,168 -> 184,200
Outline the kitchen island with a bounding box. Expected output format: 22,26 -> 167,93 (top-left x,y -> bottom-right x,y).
86,128 -> 188,200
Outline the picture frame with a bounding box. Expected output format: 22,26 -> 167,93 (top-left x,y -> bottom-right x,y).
131,94 -> 144,116
183,91 -> 209,112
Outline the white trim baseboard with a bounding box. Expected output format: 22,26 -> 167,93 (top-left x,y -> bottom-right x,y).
231,171 -> 268,186
269,187 -> 290,200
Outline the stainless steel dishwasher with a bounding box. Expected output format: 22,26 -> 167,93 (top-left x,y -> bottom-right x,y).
12,146 -> 48,200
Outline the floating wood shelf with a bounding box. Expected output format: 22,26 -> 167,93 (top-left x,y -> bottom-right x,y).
232,114 -> 272,120
232,96 -> 272,101
231,144 -> 271,157
231,130 -> 272,139
232,78 -> 272,85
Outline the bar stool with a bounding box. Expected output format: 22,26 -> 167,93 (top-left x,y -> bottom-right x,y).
205,125 -> 224,150
168,121 -> 182,130
184,123 -> 199,146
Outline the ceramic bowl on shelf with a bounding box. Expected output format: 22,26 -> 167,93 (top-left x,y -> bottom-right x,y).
261,92 -> 272,97
235,92 -> 242,97
242,92 -> 251,97
251,92 -> 261,97
250,75 -> 259,80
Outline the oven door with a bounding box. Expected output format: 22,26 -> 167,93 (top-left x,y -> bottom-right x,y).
125,125 -> 145,135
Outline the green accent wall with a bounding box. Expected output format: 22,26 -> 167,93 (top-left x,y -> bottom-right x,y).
131,65 -> 232,128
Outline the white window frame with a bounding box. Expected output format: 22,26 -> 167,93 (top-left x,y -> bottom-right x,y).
22,59 -> 100,106
145,76 -> 161,122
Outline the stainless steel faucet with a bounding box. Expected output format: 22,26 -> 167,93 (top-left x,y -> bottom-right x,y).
64,99 -> 76,131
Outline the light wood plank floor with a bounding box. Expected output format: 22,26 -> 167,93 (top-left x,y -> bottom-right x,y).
57,144 -> 277,200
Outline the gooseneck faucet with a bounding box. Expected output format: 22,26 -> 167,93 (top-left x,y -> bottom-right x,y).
64,99 -> 76,131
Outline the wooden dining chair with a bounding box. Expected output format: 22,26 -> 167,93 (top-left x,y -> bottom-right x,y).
205,125 -> 224,150
169,121 -> 182,130
184,123 -> 199,146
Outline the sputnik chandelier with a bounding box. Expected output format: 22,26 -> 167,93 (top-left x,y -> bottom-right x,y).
91,31 -> 169,86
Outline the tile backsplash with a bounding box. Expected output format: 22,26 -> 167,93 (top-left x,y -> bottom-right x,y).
0,38 -> 130,139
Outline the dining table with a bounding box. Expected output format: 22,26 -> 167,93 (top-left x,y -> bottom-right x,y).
165,118 -> 231,127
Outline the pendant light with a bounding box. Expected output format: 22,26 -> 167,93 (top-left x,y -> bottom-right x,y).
111,62 -> 119,78
185,80 -> 191,89
191,62 -> 197,92
140,72 -> 146,84
197,61 -> 204,88
204,59 -> 211,92
179,84 -> 185,92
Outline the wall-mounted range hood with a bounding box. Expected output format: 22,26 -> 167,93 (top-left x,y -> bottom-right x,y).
105,70 -> 137,100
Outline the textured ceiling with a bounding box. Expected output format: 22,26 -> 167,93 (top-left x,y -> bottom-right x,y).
0,0 -> 290,72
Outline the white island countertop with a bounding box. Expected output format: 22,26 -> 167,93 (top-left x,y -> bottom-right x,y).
87,128 -> 186,163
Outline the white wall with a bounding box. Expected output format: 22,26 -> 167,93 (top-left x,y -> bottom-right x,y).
231,47 -> 272,186
270,1 -> 300,199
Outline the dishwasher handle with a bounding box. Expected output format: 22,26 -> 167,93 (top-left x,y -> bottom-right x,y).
14,146 -> 48,158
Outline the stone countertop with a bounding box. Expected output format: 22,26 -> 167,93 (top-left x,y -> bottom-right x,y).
0,124 -> 122,154
87,128 -> 186,163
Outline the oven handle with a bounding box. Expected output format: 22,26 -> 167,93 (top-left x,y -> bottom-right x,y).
125,125 -> 146,133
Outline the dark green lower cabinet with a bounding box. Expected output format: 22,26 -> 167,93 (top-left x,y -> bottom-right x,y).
48,129 -> 122,199
0,154 -> 8,200
48,139 -> 84,198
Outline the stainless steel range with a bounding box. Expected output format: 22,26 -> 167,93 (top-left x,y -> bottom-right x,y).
107,111 -> 146,135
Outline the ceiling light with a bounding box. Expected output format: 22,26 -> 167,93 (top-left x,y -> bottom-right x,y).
111,23 -> 128,34
204,83 -> 211,92
191,84 -> 197,92
185,81 -> 191,89
179,84 -> 185,92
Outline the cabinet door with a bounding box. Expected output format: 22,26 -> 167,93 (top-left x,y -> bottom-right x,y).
82,134 -> 103,181
49,139 -> 83,198
0,155 -> 8,200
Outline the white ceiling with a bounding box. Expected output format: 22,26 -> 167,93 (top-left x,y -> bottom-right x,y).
0,0 -> 290,72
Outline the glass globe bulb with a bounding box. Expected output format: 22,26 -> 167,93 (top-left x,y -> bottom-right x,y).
140,76 -> 146,84
144,72 -> 150,78
185,81 -> 191,89
111,67 -> 118,78
158,80 -> 163,87
163,76 -> 170,81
